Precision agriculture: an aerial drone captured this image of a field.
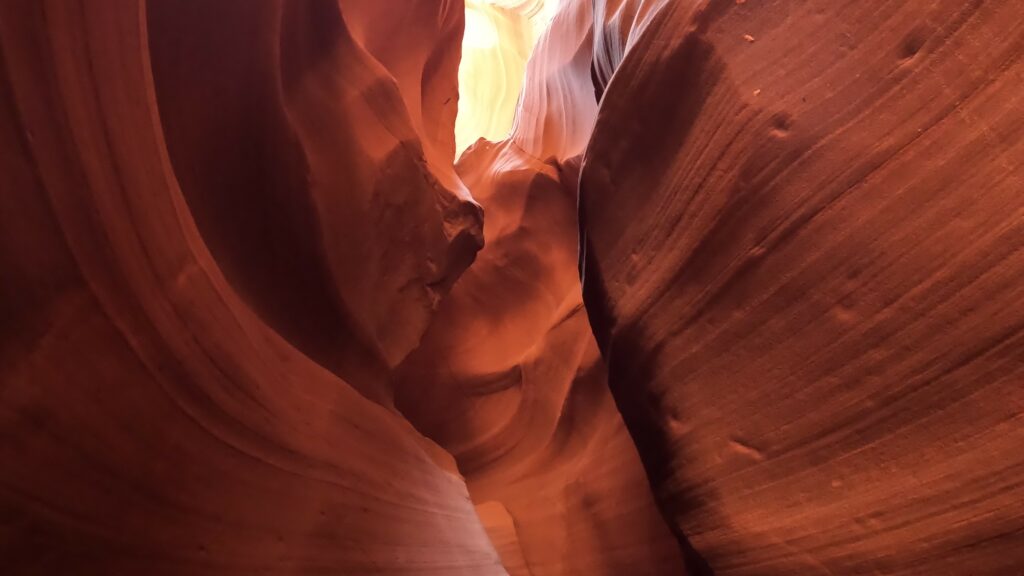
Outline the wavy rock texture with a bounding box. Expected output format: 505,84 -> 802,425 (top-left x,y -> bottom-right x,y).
581,0 -> 1024,573
396,141 -> 686,575
4,0 -> 1024,574
510,0 -> 598,159
147,0 -> 483,404
397,3 -> 684,574
0,1 -> 502,574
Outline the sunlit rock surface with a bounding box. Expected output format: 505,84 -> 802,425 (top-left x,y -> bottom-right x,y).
510,0 -> 598,159
397,142 -> 686,573
398,2 -> 685,573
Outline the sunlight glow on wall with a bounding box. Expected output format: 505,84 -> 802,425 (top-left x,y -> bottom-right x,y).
455,0 -> 556,156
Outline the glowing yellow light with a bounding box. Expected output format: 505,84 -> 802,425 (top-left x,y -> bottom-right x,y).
463,8 -> 499,49
455,0 -> 556,156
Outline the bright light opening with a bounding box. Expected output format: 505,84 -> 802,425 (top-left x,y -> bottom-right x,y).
463,9 -> 499,49
454,0 -> 556,156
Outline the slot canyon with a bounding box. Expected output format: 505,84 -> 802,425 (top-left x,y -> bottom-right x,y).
2,0 -> 1024,574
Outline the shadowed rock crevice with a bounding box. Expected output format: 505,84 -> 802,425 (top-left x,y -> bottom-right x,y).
3,0 -> 1024,574
579,0 -> 1024,573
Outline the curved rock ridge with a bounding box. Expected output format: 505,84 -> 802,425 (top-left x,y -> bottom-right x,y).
509,0 -> 598,159
580,0 -> 1024,573
394,2 -> 686,573
396,141 -> 685,574
147,0 -> 484,405
0,1 -> 502,574
590,0 -> 677,97
4,0 -> 1024,574
341,0 -> 467,163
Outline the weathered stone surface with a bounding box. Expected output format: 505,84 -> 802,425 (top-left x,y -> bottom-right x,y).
0,2 -> 500,574
4,0 -> 1023,574
581,1 -> 1024,573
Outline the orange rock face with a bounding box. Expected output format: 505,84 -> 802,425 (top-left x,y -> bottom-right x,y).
393,3 -> 686,574
0,1 -> 498,574
581,0 -> 1024,573
3,0 -> 1024,575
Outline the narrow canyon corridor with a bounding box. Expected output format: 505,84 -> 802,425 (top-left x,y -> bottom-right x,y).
2,1 -> 1024,575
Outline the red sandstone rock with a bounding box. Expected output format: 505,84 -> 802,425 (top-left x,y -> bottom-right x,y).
393,4 -> 686,572
4,0 -> 1024,574
397,138 -> 685,574
581,0 -> 1024,573
0,1 -> 499,574
147,0 -> 482,403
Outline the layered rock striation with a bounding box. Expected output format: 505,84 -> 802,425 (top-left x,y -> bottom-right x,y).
3,0 -> 1024,574
580,1 -> 1024,573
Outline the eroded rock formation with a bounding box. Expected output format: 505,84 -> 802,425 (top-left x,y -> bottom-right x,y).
3,0 -> 1024,574
395,2 -> 686,574
581,0 -> 1024,573
0,1 -> 499,574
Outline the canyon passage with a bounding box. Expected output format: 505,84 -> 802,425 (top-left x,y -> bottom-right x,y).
2,1 -> 1024,574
